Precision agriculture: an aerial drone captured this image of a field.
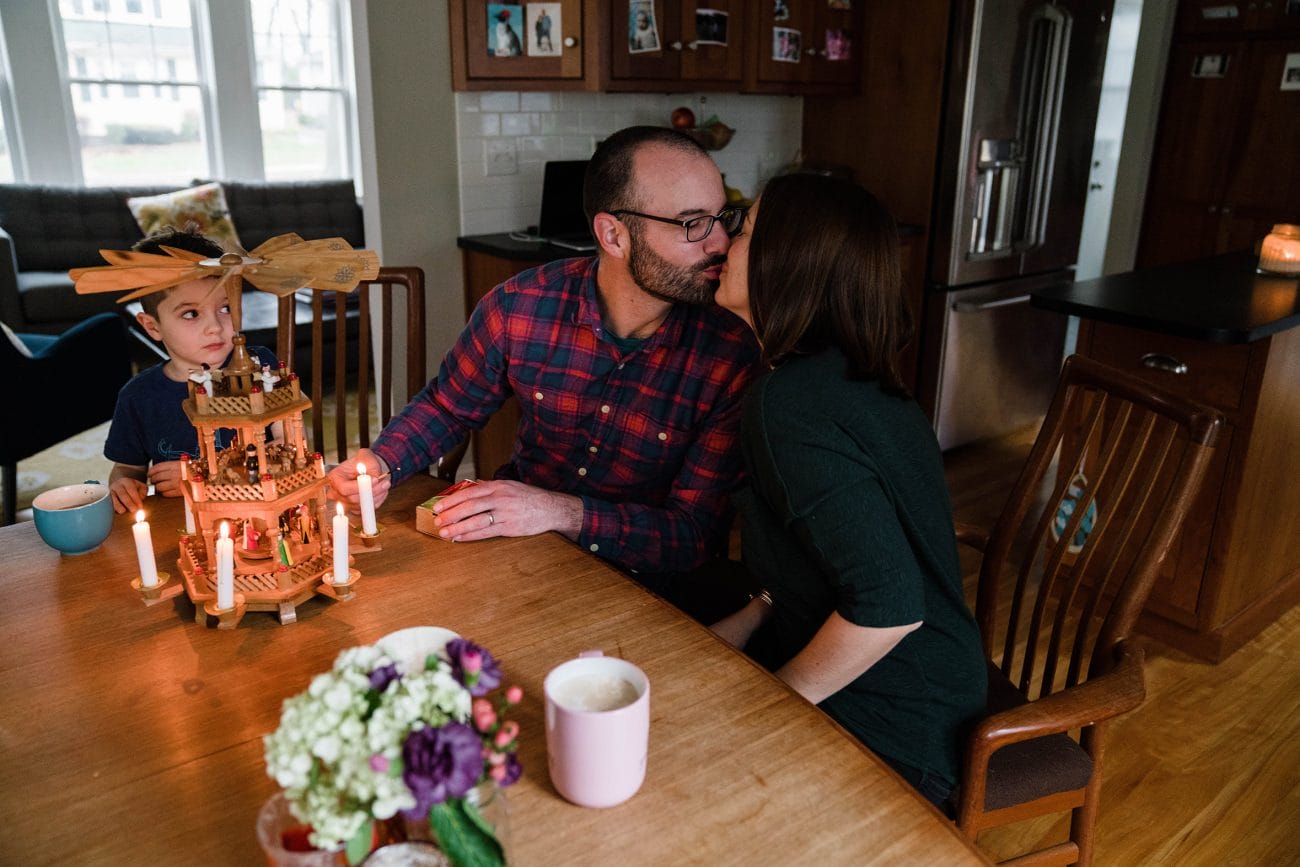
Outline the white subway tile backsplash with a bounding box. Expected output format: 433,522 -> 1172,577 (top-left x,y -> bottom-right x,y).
478,92 -> 521,113
455,91 -> 802,234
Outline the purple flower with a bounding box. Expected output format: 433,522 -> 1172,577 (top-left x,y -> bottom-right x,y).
401,722 -> 482,816
368,662 -> 400,694
445,639 -> 501,696
499,752 -> 522,787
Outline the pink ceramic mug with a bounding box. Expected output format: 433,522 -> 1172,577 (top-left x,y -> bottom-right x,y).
544,651 -> 650,808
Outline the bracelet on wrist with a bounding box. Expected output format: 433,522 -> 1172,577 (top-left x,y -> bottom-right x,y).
750,588 -> 773,608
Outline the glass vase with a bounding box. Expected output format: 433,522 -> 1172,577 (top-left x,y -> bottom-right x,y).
255,792 -> 347,866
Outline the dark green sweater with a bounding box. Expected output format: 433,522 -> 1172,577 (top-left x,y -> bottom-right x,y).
736,349 -> 986,787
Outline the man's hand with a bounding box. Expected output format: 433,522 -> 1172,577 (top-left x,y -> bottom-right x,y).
147,460 -> 186,497
432,479 -> 583,542
327,448 -> 393,513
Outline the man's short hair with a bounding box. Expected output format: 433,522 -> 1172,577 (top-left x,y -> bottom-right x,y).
132,227 -> 224,318
583,126 -> 709,224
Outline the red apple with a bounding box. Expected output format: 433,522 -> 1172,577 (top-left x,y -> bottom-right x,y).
670,107 -> 696,129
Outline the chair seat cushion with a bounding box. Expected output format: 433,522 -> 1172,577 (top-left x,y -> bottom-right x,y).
982,665 -> 1094,811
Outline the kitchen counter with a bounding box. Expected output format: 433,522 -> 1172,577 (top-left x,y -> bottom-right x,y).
1031,252 -> 1300,343
1029,251 -> 1300,662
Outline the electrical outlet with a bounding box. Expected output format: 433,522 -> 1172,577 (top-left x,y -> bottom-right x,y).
484,140 -> 517,176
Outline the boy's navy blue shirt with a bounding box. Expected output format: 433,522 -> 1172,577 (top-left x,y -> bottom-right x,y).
104,346 -> 277,467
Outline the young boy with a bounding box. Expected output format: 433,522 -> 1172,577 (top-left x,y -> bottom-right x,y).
105,227 -> 277,513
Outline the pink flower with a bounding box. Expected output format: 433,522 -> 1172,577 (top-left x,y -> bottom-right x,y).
472,698 -> 497,732
494,720 -> 519,748
487,750 -> 507,766
489,763 -> 508,782
505,685 -> 523,705
461,648 -> 483,675
369,753 -> 390,773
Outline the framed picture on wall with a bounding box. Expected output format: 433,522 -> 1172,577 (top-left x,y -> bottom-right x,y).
773,27 -> 801,62
1282,52 -> 1300,91
696,9 -> 729,46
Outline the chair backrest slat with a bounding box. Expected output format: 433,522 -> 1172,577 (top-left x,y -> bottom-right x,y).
271,267 -> 435,469
978,355 -> 1224,701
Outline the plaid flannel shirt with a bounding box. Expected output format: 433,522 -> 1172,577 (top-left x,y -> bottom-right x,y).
371,257 -> 761,573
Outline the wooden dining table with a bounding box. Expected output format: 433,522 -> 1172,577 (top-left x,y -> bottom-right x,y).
0,475 -> 987,865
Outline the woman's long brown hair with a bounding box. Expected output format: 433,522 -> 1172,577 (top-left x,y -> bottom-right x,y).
748,173 -> 913,394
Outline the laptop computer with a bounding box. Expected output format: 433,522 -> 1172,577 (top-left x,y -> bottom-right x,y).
535,160 -> 597,252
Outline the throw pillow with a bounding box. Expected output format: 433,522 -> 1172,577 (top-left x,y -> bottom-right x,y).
126,182 -> 242,250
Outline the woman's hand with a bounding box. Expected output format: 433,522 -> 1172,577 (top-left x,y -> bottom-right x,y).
710,596 -> 773,649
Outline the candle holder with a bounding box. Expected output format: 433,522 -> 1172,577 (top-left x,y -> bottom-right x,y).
203,593 -> 248,630
316,568 -> 361,602
351,523 -> 385,553
130,571 -> 183,607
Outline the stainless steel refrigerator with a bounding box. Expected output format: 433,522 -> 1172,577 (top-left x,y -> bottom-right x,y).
923,0 -> 1113,449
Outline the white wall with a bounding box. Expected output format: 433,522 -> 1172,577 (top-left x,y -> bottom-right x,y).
454,91 -> 804,236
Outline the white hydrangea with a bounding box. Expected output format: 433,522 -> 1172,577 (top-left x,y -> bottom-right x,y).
262,642 -> 476,851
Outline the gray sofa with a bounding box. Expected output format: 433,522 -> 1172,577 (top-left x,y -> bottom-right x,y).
0,179 -> 364,335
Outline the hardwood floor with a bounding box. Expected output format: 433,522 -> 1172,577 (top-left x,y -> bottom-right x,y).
944,428 -> 1300,866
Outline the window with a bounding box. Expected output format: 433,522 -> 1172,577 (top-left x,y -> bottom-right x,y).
250,0 -> 352,181
56,0 -> 208,185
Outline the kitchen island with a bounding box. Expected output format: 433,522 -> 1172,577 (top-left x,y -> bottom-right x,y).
1033,252 -> 1300,661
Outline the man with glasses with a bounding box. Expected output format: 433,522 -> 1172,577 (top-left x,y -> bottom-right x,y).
331,126 -> 761,621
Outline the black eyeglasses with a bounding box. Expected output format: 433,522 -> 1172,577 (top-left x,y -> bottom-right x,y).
610,206 -> 747,242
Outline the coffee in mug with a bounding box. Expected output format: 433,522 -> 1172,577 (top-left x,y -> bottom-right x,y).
544,651 -> 649,808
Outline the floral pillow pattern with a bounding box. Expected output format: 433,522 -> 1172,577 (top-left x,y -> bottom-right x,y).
126,182 -> 242,250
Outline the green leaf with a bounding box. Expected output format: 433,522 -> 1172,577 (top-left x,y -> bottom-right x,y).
428,800 -> 505,867
346,819 -> 374,866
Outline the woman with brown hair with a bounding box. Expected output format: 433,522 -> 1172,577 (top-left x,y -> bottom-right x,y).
711,173 -> 985,813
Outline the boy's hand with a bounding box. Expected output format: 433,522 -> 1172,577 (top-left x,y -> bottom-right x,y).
327,448 -> 392,512
109,477 -> 148,514
148,461 -> 186,497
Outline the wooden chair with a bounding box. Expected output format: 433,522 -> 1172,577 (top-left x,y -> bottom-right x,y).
955,354 -> 1224,866
275,266 -> 467,481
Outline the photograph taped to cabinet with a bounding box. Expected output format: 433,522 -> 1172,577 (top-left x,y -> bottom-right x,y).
773,27 -> 801,63
1191,53 -> 1229,79
629,0 -> 660,53
488,4 -> 525,57
825,28 -> 852,62
527,3 -> 561,57
773,0 -> 790,22
1282,53 -> 1300,91
696,9 -> 729,46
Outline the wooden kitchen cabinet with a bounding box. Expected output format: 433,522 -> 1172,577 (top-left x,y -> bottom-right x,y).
1137,14 -> 1300,266
1040,254 -> 1300,662
605,0 -> 746,91
450,0 -> 595,90
745,0 -> 860,93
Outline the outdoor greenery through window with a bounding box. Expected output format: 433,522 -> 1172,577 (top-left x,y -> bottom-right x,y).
57,0 -> 208,186
251,0 -> 351,181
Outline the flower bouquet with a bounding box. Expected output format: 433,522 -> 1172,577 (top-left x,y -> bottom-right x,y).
264,636 -> 522,866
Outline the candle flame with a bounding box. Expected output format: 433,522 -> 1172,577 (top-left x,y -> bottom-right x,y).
220,521 -> 230,539
357,461 -> 367,475
135,509 -> 145,523
337,503 -> 345,516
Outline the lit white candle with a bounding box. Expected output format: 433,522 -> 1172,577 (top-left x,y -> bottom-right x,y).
332,503 -> 349,584
356,462 -> 378,535
183,498 -> 195,534
217,522 -> 234,610
133,510 -> 159,588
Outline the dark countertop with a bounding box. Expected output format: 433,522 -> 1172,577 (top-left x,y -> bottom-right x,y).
1032,252 -> 1300,344
457,223 -> 925,264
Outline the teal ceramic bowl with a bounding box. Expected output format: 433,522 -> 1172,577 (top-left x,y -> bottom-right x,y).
32,482 -> 113,555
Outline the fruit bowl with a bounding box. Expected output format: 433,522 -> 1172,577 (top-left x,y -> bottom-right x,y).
683,122 -> 734,151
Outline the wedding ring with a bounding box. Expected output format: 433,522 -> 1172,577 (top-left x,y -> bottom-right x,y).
487,512 -> 495,525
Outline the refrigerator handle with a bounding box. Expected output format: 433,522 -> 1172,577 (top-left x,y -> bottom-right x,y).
1016,3 -> 1073,251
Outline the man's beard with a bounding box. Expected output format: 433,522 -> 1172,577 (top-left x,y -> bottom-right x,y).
627,227 -> 725,306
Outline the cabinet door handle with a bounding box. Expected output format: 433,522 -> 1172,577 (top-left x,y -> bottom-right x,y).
563,36 -> 577,48
670,40 -> 683,51
1141,352 -> 1189,375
